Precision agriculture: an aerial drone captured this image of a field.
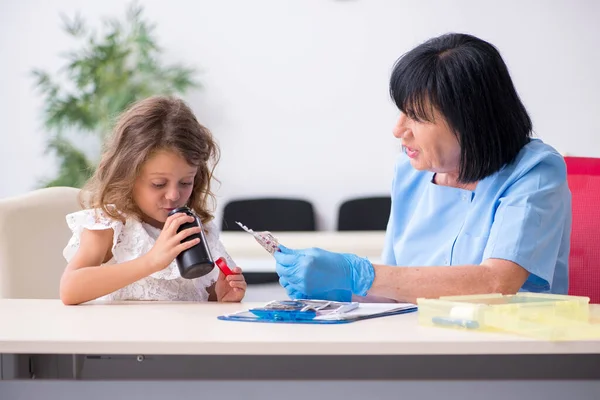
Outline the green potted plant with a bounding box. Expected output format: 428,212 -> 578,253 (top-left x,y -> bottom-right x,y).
32,3 -> 199,188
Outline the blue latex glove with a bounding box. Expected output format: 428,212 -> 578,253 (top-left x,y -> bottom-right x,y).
274,245 -> 375,300
278,276 -> 308,299
279,276 -> 352,302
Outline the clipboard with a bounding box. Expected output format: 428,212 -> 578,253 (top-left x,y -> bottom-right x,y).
217,300 -> 417,324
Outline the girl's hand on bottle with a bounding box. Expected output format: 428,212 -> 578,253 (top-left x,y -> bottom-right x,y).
145,213 -> 202,273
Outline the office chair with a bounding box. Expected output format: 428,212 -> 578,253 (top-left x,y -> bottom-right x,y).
565,156 -> 600,303
337,196 -> 391,231
0,187 -> 81,298
222,198 -> 316,232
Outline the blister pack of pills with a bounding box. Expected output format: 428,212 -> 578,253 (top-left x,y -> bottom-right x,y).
235,221 -> 280,255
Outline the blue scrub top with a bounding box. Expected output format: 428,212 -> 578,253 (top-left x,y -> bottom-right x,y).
381,138 -> 571,294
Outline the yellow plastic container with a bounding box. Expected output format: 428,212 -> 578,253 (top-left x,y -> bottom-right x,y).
417,293 -> 600,340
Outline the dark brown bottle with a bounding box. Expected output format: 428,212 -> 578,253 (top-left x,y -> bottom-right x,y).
167,206 -> 215,279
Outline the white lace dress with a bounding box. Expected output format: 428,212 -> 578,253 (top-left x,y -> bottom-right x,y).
63,208 -> 237,302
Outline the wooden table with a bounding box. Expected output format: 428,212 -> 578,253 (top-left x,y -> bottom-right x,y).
0,299 -> 599,381
2,299 -> 599,399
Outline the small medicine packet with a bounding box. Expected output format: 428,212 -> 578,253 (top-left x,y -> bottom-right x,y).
235,221 -> 280,255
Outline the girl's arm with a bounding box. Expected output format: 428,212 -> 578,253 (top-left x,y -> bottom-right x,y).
59,228 -> 156,305
60,212 -> 202,305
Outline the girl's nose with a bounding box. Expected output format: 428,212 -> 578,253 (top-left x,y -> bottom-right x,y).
165,187 -> 180,202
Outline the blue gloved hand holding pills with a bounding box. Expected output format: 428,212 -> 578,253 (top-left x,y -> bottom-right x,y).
274,245 -> 376,302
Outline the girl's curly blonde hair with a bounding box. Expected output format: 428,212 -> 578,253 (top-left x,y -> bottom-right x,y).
81,96 -> 220,225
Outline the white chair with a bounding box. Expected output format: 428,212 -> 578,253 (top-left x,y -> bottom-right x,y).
0,187 -> 81,299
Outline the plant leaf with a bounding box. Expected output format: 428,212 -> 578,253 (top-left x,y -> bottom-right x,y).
32,1 -> 200,188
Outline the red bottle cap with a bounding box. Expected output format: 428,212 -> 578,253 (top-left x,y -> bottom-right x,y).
215,257 -> 234,276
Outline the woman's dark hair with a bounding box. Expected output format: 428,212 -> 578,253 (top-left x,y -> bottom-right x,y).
390,33 -> 532,182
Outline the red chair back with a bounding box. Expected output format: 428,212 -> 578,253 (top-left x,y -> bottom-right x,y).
565,156 -> 600,303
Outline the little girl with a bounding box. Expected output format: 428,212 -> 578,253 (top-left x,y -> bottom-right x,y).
60,96 -> 246,305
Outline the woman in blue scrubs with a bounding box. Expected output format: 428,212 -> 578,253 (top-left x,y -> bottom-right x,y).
275,33 -> 572,303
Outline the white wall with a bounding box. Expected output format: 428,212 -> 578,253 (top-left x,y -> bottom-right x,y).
1,0 -> 599,230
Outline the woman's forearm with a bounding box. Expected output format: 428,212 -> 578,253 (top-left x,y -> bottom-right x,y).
368,261 -> 529,304
60,256 -> 153,305
352,294 -> 397,303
